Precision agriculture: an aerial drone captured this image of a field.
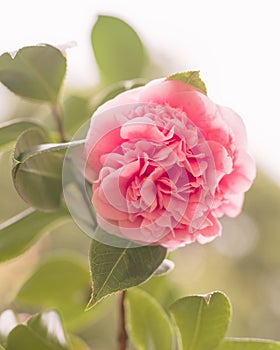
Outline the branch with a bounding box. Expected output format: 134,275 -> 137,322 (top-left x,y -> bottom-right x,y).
51,104 -> 66,142
118,290 -> 128,350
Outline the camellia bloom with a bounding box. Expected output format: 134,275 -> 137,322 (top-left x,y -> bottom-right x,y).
85,75 -> 256,249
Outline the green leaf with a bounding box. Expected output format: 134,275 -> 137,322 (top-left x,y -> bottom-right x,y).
0,207 -> 68,262
0,310 -> 18,346
91,15 -> 145,83
7,325 -> 58,350
16,255 -> 95,330
12,128 -> 71,211
69,336 -> 90,350
125,288 -> 173,350
0,119 -> 42,150
168,71 -> 207,94
27,311 -> 68,349
7,311 -> 69,350
0,45 -> 66,103
0,309 -> 92,350
170,291 -> 231,350
88,227 -> 167,307
216,338 -> 280,349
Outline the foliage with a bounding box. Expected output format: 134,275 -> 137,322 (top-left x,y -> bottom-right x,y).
91,15 -> 146,83
88,233 -> 167,307
2,290 -> 280,350
0,45 -> 66,103
0,309 -> 88,350
126,289 -> 280,350
125,289 -> 174,350
168,71 -> 207,94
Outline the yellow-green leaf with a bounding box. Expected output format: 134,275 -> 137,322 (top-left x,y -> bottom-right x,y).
7,311 -> 69,350
216,338 -> 280,350
168,71 -> 207,94
170,291 -> 231,350
91,16 -> 146,83
126,288 -> 173,350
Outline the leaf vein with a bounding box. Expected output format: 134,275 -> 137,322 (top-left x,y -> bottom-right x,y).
94,244 -> 132,300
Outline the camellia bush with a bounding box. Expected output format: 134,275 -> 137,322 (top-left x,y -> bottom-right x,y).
0,14 -> 279,350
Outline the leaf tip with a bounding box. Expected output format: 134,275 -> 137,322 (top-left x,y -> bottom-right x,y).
167,70 -> 207,95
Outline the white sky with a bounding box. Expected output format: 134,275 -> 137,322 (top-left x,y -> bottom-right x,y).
1,0 -> 280,184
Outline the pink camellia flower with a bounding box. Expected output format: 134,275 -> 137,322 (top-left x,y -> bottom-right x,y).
85,75 -> 256,250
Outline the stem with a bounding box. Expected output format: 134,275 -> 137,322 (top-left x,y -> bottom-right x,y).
51,104 -> 66,142
0,207 -> 35,230
118,290 -> 128,350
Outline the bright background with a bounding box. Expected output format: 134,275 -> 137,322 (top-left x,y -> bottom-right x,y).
1,0 -> 280,183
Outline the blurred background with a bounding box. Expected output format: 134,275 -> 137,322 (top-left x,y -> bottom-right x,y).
0,1 -> 280,349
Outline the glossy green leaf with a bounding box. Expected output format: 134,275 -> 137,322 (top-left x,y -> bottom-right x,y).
12,128 -> 68,211
0,45 -> 66,103
0,207 -> 68,262
0,119 -> 42,150
168,71 -> 207,94
88,227 -> 167,307
126,288 -> 173,350
170,291 -> 231,350
16,255 -> 94,329
216,338 -> 280,349
7,311 -> 69,350
91,15 -> 145,83
0,310 -> 18,346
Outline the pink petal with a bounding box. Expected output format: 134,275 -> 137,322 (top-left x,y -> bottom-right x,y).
218,105 -> 248,149
208,141 -> 233,183
220,152 -> 256,194
121,117 -> 170,142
